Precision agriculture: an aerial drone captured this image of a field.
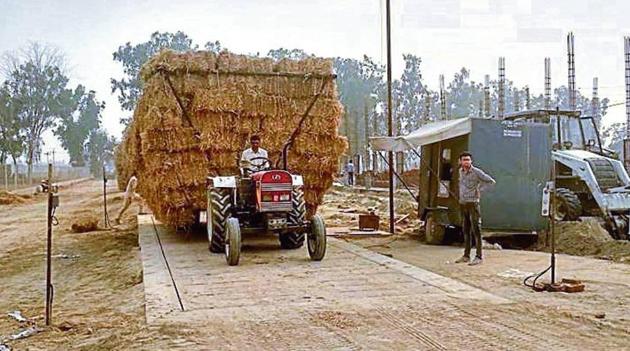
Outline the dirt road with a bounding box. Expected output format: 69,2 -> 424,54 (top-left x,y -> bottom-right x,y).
1,181 -> 629,349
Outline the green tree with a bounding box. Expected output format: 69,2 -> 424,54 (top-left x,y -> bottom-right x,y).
111,31 -> 199,123
267,48 -> 310,60
2,43 -> 75,182
54,86 -> 105,166
0,85 -> 25,175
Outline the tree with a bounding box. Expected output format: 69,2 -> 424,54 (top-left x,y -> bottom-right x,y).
267,48 -> 311,60
1,43 -> 74,182
86,128 -> 117,177
111,31 -> 200,124
54,86 -> 105,166
0,85 -> 25,176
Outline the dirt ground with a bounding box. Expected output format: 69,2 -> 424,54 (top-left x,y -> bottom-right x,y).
1,181 -> 630,349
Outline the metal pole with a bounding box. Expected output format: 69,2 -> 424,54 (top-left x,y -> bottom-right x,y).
567,32 -> 576,111
439,74 -> 446,120
544,57 -> 551,109
550,108 -> 558,284
484,75 -> 490,118
624,37 -> 630,171
45,163 -> 53,325
103,166 -> 109,228
386,0 -> 395,234
498,57 -> 505,119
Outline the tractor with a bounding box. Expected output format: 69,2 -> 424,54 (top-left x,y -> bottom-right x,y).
203,156 -> 327,265
505,109 -> 630,240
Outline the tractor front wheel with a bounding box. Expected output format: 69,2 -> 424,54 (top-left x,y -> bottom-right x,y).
280,188 -> 306,249
554,188 -> 582,221
308,214 -> 327,261
225,218 -> 241,266
208,188 -> 232,253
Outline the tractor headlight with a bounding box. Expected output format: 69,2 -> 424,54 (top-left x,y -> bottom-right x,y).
280,194 -> 290,201
262,194 -> 273,202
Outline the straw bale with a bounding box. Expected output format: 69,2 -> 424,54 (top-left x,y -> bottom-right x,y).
117,49 -> 346,227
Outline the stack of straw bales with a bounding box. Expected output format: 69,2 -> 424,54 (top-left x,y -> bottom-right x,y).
116,50 -> 347,227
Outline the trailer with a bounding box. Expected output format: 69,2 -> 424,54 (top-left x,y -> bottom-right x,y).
371,116 -> 552,244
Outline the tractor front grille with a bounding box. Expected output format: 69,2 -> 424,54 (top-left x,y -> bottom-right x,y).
260,201 -> 293,212
261,183 -> 292,192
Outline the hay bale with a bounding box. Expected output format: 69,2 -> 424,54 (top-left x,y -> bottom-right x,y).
71,216 -> 99,233
116,50 -> 347,227
0,191 -> 30,205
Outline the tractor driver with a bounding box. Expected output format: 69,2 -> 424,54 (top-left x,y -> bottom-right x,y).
241,135 -> 269,174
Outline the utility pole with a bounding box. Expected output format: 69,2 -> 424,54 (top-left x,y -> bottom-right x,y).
498,57 -> 505,119
525,86 -> 531,110
567,32 -> 577,111
484,74 -> 491,118
386,0 -> 395,234
592,77 -> 599,127
439,74 -> 447,120
624,37 -> 630,171
544,57 -> 551,109
423,93 -> 431,122
45,163 -> 53,326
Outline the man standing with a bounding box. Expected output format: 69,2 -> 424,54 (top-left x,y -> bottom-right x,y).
455,152 -> 495,266
241,135 -> 268,172
114,173 -> 144,224
345,160 -> 355,186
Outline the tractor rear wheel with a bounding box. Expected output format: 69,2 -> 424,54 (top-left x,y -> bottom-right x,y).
208,188 -> 232,253
554,188 -> 582,221
280,188 -> 306,249
308,214 -> 327,261
225,218 -> 241,266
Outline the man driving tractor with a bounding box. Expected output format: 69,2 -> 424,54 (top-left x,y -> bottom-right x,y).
241,135 -> 269,173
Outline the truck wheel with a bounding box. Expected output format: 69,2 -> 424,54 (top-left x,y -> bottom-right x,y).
425,212 -> 445,245
208,188 -> 232,253
308,214 -> 326,261
225,218 -> 241,266
281,188 -> 306,249
554,188 -> 582,221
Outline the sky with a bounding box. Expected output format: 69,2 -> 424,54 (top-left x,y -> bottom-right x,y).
2,0 -> 630,161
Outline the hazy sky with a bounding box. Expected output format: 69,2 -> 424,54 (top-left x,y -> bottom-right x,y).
2,0 -> 630,161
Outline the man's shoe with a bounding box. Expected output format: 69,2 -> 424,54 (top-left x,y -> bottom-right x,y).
468,257 -> 483,266
455,256 -> 470,264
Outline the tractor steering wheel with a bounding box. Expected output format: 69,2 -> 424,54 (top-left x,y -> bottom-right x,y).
244,157 -> 272,174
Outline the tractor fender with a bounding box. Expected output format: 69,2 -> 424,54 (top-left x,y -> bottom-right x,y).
420,206 -> 450,226
208,176 -> 237,188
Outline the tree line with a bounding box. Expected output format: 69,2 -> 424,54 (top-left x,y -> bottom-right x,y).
0,43 -> 116,180
2,31 -> 617,184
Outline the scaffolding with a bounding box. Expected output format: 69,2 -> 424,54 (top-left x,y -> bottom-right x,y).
498,57 -> 505,119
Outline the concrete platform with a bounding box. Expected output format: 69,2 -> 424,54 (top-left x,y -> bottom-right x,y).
138,215 -> 507,325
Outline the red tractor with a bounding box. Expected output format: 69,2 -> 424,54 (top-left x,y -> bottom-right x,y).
203,156 -> 327,265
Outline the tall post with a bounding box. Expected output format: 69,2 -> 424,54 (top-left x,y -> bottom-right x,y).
498,57 -> 505,119
525,86 -> 531,110
544,57 -> 551,109
45,163 -> 53,326
386,0 -> 395,234
484,74 -> 491,118
423,93 -> 431,122
363,101 -> 370,173
567,32 -> 577,111
592,77 -> 599,127
624,37 -> 630,171
439,74 -> 447,120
